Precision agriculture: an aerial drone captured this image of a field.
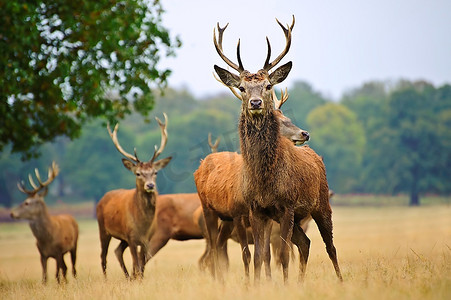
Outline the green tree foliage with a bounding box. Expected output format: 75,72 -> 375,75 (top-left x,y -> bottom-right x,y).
279,81 -> 327,128
384,82 -> 451,205
63,120 -> 136,203
306,103 -> 366,193
0,0 -> 180,159
342,81 -> 391,192
343,81 -> 451,205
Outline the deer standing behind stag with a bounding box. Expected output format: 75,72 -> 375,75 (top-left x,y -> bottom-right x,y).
10,162 -> 79,284
211,15 -> 343,283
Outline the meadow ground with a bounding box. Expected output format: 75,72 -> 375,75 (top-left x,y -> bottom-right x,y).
0,204 -> 450,299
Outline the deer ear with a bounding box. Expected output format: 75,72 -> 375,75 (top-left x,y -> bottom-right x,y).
153,156 -> 172,171
214,65 -> 240,88
269,61 -> 292,85
122,158 -> 137,173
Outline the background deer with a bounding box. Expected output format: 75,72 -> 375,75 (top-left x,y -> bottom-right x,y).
10,162 -> 78,284
213,16 -> 343,283
96,114 -> 172,279
194,88 -> 310,279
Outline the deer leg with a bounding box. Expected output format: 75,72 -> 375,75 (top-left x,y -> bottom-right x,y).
55,255 -> 67,284
139,244 -> 148,275
146,233 -> 170,264
198,239 -> 210,271
128,243 -> 142,279
217,220 -> 233,271
271,226 -> 282,268
291,222 -> 310,281
197,209 -> 210,271
232,217 -> 251,280
202,207 -> 220,279
263,220 -> 273,280
40,254 -> 48,284
249,209 -> 271,283
61,255 -> 68,283
70,246 -> 77,278
99,232 -> 111,277
114,240 -> 130,279
279,207 -> 294,284
312,210 -> 343,281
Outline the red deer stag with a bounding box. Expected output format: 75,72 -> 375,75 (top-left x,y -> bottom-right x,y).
96,114 -> 172,279
10,162 -> 79,284
194,88 -> 310,279
213,16 -> 343,283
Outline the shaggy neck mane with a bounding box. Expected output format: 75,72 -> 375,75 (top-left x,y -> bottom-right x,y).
239,109 -> 282,187
135,186 -> 157,212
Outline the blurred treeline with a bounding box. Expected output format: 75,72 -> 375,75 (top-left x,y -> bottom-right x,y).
1,79 -> 450,207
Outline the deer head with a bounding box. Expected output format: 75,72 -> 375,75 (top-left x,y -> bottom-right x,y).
11,161 -> 59,220
108,113 -> 172,194
213,16 -> 295,118
214,71 -> 309,145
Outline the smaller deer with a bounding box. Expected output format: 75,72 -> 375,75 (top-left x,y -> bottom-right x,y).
96,114 -> 171,279
10,162 -> 79,284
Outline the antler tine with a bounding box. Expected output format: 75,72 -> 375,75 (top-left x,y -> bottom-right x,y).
281,87 -> 289,105
213,23 -> 244,73
17,162 -> 60,196
28,173 -> 39,189
150,113 -> 169,163
107,123 -> 139,162
213,72 -> 243,100
263,15 -> 295,71
35,161 -> 60,188
272,87 -> 290,109
17,181 -> 35,195
208,133 -> 221,153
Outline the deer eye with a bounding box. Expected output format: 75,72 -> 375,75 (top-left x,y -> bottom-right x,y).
239,86 -> 245,93
136,172 -> 141,177
266,84 -> 272,91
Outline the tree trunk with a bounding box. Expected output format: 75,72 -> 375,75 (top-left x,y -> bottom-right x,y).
409,166 -> 420,206
409,192 -> 420,206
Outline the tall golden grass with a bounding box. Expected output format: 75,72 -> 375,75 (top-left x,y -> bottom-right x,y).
0,205 -> 450,300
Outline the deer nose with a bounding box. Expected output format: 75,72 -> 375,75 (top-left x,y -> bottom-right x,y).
250,99 -> 262,109
146,183 -> 155,190
302,131 -> 310,141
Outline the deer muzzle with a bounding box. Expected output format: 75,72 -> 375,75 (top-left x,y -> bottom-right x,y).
144,182 -> 156,193
249,99 -> 263,114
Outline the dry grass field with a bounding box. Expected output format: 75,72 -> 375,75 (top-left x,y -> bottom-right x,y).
0,205 -> 450,300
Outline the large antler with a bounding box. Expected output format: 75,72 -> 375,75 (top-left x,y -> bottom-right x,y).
213,23 -> 244,73
108,123 -> 140,163
150,113 -> 168,163
208,133 -> 221,153
263,15 -> 295,72
17,161 -> 60,196
272,87 -> 289,110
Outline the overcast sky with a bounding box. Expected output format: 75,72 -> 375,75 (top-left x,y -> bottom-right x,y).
160,0 -> 451,100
